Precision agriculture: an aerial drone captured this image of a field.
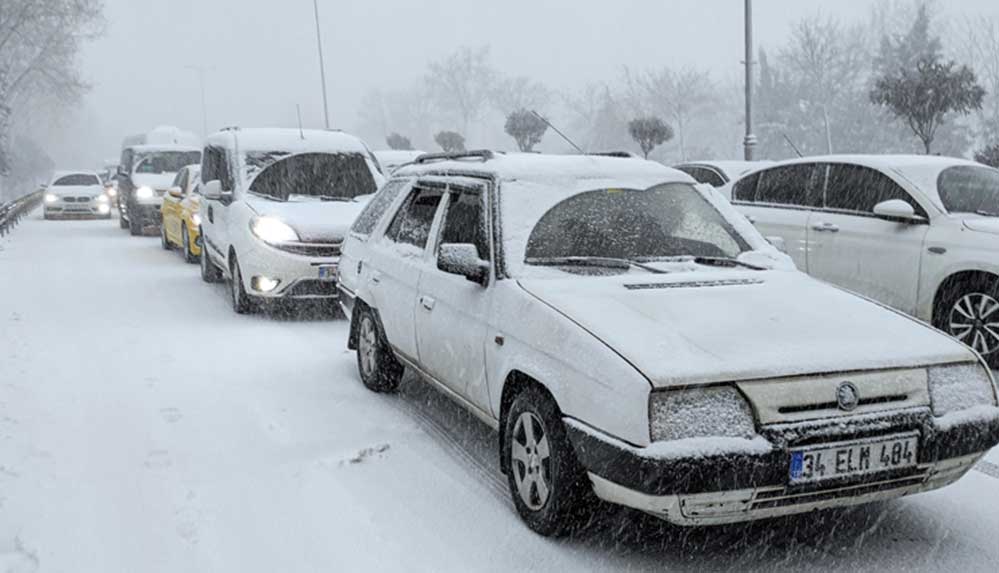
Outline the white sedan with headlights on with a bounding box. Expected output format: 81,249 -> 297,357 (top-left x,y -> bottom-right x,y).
338,151 -> 999,536
43,171 -> 112,219
198,128 -> 385,313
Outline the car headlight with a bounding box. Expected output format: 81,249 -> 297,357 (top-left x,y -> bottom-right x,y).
650,386 -> 757,442
928,363 -> 998,417
191,213 -> 202,227
45,193 -> 58,204
105,187 -> 118,197
136,186 -> 154,200
250,216 -> 299,243
97,194 -> 110,203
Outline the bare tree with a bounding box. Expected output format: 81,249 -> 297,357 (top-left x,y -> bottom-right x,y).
960,16 -> 999,142
491,76 -> 550,116
621,66 -> 716,161
425,46 -> 496,138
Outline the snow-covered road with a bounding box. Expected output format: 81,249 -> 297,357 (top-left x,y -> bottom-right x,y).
1,212 -> 999,572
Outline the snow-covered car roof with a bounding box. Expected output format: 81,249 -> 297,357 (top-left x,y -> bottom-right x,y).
128,143 -> 201,153
50,169 -> 100,179
205,128 -> 372,155
755,154 -> 987,212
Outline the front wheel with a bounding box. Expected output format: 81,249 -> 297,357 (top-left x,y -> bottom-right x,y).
936,278 -> 999,367
229,255 -> 255,314
129,211 -> 142,236
182,227 -> 198,264
160,223 -> 171,250
504,387 -> 593,537
199,237 -> 223,284
355,308 -> 403,393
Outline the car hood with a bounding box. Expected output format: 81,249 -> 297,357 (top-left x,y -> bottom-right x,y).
49,185 -> 103,197
245,195 -> 370,242
963,217 -> 999,236
131,173 -> 177,190
518,270 -> 973,388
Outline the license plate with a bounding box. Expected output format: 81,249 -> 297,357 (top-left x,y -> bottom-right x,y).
789,432 -> 918,484
318,265 -> 338,281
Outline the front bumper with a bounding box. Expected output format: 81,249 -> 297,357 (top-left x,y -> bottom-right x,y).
566,407 -> 999,526
45,202 -> 111,218
126,202 -> 162,224
239,244 -> 340,300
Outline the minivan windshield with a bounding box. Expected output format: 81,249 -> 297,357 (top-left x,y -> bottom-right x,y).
937,165 -> 999,216
134,151 -> 202,174
524,183 -> 749,269
247,152 -> 377,201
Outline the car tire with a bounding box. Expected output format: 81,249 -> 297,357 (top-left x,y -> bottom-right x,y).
182,227 -> 198,264
199,238 -> 223,284
229,254 -> 254,314
160,223 -> 171,250
935,277 -> 999,368
355,307 -> 403,393
504,387 -> 593,537
119,213 -> 128,229
129,212 -> 142,236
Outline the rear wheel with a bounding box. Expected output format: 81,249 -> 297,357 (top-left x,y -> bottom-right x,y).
355,307 -> 403,393
182,227 -> 198,264
229,254 -> 254,314
504,387 -> 593,537
936,277 -> 999,367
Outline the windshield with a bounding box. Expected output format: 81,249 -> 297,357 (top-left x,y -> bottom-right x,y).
937,165 -> 999,215
524,183 -> 749,268
53,174 -> 100,186
247,152 -> 377,201
134,151 -> 202,174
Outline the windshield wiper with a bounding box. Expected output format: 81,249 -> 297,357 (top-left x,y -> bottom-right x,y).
526,256 -> 668,274
652,255 -> 765,271
318,196 -> 353,202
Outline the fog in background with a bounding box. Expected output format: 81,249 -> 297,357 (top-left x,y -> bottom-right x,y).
29,0 -> 999,168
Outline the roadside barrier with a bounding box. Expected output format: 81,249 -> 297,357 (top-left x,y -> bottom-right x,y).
0,190 -> 43,237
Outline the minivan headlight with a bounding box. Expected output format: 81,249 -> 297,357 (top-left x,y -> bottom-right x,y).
650,386 -> 757,442
928,363 -> 998,417
250,216 -> 299,244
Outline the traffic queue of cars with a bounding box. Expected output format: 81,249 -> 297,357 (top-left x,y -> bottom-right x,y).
42,136 -> 999,537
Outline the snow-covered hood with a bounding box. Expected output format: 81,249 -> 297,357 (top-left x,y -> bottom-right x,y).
519,270 -> 974,388
963,217 -> 999,236
48,185 -> 103,198
131,173 -> 177,190
245,195 -> 370,242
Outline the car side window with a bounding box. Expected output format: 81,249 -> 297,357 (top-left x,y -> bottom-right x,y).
437,189 -> 489,261
753,164 -> 817,207
385,187 -> 444,249
732,172 -> 760,202
202,146 -> 234,192
698,168 -> 726,187
824,164 -> 926,217
172,170 -> 186,190
351,179 -> 411,237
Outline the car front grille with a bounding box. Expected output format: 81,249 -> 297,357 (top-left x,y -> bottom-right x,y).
272,241 -> 342,258
284,280 -> 338,298
62,197 -> 77,203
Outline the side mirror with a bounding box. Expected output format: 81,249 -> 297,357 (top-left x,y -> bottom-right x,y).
202,180 -> 223,201
765,236 -> 788,254
168,186 -> 184,199
873,199 -> 925,223
438,243 -> 489,286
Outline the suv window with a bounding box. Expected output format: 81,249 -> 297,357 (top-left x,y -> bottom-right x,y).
438,189 -> 489,261
351,179 -> 410,236
824,164 -> 924,216
385,187 -> 444,249
752,164 -> 816,206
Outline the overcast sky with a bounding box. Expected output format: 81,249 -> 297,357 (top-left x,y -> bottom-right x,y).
44,0 -> 999,166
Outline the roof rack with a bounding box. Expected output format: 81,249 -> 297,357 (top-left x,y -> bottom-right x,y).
414,150 -> 495,164
588,151 -> 639,158
219,126 -> 241,132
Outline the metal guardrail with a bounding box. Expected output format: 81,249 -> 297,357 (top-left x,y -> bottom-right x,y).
0,190 -> 44,237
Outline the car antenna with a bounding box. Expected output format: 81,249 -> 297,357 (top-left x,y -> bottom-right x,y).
531,110 -> 584,154
296,104 -> 305,140
782,133 -> 804,158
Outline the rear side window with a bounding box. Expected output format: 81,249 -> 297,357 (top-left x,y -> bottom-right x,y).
385,187 -> 444,249
753,164 -> 816,206
824,164 -> 924,216
53,174 -> 100,186
351,179 -> 410,236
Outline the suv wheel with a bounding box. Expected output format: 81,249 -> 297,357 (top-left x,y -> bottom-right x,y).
504,387 -> 592,537
199,238 -> 223,283
160,223 -> 171,250
182,227 -> 198,264
128,212 -> 142,236
356,308 -> 403,392
937,278 -> 999,367
229,255 -> 254,314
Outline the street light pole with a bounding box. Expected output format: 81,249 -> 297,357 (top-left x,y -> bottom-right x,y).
743,0 -> 757,160
186,65 -> 209,136
312,0 -> 331,129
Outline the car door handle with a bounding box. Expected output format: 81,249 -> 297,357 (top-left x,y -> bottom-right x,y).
370,271 -> 381,285
811,222 -> 840,233
420,296 -> 436,311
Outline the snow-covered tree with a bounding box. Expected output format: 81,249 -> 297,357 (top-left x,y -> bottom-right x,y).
628,117 -> 673,159
975,143 -> 999,167
504,109 -> 547,152
434,131 -> 466,153
386,133 -> 413,151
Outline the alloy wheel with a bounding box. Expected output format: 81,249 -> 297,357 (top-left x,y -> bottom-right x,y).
358,316 -> 378,379
949,293 -> 999,356
510,412 -> 552,511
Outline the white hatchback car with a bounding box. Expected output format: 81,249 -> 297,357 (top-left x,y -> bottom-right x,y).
726,155 -> 999,366
338,151 -> 999,535
198,128 -> 385,313
43,171 -> 112,219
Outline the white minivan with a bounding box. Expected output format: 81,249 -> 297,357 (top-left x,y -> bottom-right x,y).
726,155 -> 999,366
198,128 -> 385,313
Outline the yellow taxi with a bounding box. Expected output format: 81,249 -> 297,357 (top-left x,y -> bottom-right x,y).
160,164 -> 203,263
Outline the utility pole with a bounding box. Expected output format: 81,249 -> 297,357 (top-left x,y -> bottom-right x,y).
186,65 -> 210,136
313,0 -> 331,129
743,0 -> 757,160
